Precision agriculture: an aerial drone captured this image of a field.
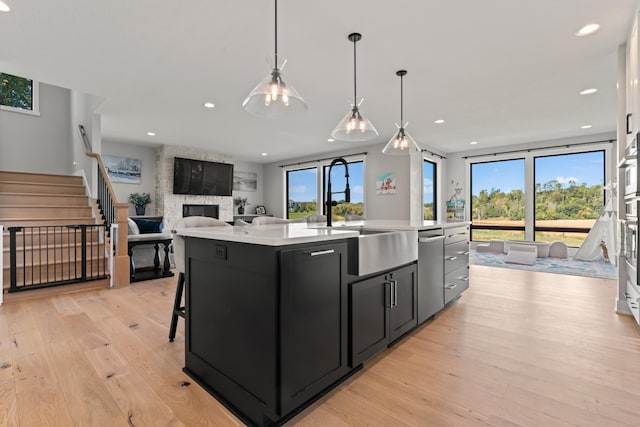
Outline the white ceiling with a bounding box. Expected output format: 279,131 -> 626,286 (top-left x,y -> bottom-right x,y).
0,0 -> 636,163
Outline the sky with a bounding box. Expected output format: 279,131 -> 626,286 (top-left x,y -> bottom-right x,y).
471,151 -> 604,196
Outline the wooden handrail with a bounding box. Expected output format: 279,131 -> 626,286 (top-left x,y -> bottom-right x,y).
78,124 -> 130,286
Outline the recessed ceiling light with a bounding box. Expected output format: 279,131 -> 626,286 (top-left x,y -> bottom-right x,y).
580,88 -> 597,95
146,131 -> 156,136
0,2 -> 10,12
434,119 -> 445,124
327,138 -> 335,142
203,102 -> 215,109
261,152 -> 268,156
581,125 -> 592,129
470,141 -> 478,145
575,23 -> 600,37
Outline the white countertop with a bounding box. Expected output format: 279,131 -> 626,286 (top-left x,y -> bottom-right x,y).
178,223 -> 359,246
178,220 -> 469,246
307,220 -> 468,231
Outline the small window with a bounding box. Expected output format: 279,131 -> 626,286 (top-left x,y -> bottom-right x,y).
286,167 -> 318,219
423,159 -> 437,220
0,72 -> 40,115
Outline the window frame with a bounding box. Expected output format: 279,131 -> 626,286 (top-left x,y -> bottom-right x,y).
532,149 -> 605,242
469,157 -> 526,242
283,154 -> 367,220
285,166 -> 320,220
466,143 -> 611,245
0,73 -> 40,116
423,158 -> 438,221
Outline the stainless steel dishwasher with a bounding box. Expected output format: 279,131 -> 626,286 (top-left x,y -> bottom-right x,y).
418,229 -> 445,324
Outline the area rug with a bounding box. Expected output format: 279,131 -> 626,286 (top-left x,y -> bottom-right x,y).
470,249 -> 617,280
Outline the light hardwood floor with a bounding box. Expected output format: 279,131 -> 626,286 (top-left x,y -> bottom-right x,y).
0,265 -> 638,426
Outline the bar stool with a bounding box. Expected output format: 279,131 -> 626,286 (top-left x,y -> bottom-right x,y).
169,216 -> 232,342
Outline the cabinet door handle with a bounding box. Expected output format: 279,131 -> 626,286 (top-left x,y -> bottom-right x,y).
386,281 -> 393,308
444,256 -> 457,261
456,251 -> 470,256
627,113 -> 633,135
460,276 -> 470,281
445,283 -> 457,290
308,249 -> 335,257
393,280 -> 398,307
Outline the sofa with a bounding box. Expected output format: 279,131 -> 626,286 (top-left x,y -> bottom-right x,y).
127,217 -> 174,282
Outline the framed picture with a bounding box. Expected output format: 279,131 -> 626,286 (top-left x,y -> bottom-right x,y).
376,172 -> 396,195
103,154 -> 141,184
256,206 -> 266,215
233,171 -> 258,191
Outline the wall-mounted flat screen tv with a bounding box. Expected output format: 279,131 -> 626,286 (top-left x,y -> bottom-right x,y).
173,157 -> 234,196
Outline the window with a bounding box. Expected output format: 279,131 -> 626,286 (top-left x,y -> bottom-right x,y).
323,160 -> 364,221
470,159 -> 526,241
284,156 -> 366,220
423,159 -> 437,220
0,72 -> 39,115
534,151 -> 604,247
286,167 -> 318,219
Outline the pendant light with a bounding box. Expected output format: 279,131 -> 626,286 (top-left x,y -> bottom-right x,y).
242,0 -> 307,118
382,70 -> 421,155
331,33 -> 378,141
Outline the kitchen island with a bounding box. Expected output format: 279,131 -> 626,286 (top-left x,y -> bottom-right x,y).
178,221 -> 468,426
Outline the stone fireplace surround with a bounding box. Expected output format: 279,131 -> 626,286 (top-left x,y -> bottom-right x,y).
155,145 -> 233,232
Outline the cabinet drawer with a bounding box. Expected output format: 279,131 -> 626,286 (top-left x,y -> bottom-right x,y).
444,240 -> 469,274
444,267 -> 469,304
444,226 -> 469,245
626,281 -> 640,324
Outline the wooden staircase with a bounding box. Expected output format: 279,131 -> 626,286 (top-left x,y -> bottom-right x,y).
1,171 -> 110,301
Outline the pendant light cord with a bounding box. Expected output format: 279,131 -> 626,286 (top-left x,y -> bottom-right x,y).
400,74 -> 404,125
353,37 -> 357,105
274,0 -> 278,68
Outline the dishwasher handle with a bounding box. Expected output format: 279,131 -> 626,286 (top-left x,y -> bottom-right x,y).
418,235 -> 445,243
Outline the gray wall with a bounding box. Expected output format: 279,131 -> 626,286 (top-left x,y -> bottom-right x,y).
0,82 -> 72,174
102,140 -> 158,216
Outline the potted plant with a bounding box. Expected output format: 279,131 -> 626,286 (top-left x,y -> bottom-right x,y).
233,197 -> 249,215
129,192 -> 152,215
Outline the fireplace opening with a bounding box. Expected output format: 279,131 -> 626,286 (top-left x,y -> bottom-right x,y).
183,204 -> 219,219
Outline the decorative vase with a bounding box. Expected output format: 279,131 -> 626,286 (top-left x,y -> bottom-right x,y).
238,206 -> 244,215
135,205 -> 146,215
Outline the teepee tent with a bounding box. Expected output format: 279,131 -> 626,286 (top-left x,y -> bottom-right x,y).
574,184 -> 617,265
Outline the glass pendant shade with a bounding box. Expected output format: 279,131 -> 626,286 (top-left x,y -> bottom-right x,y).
382,125 -> 420,155
242,55 -> 308,118
242,0 -> 307,118
332,32 -> 378,141
383,69 -> 420,155
331,99 -> 378,141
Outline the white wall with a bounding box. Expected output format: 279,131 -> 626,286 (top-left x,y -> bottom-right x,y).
232,161 -> 265,215
263,143 -> 435,220
0,82 -> 72,174
102,140 -> 158,215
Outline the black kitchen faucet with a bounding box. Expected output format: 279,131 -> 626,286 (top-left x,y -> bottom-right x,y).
326,157 -> 350,227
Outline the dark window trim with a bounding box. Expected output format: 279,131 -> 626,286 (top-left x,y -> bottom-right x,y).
423,159 -> 437,221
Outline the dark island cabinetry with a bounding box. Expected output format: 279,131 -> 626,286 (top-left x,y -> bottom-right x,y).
184,237 -> 351,427
349,263 -> 417,366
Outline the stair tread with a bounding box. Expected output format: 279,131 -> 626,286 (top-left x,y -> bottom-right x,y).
0,180 -> 84,187
0,192 -> 88,197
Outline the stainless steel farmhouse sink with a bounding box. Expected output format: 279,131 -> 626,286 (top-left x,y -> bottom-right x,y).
345,228 -> 418,276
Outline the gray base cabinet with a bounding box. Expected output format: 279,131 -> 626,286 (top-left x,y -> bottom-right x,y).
444,225 -> 470,305
349,263 -> 417,366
